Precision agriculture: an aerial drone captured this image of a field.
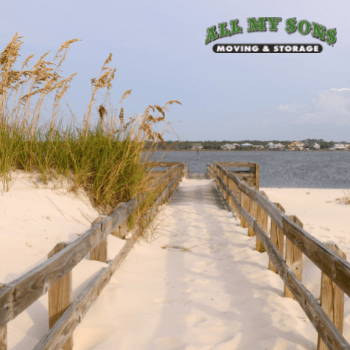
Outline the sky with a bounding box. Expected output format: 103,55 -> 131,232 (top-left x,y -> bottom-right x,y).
0,0 -> 349,142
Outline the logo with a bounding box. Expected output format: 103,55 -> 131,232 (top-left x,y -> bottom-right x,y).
205,17 -> 336,53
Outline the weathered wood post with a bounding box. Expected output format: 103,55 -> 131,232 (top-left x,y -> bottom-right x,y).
231,179 -> 241,220
112,203 -> 127,239
240,191 -> 249,228
228,175 -> 237,215
0,284 -> 7,350
216,165 -> 221,186
224,170 -> 230,203
284,215 -> 303,299
48,242 -> 73,350
220,167 -> 226,193
317,243 -> 346,350
217,167 -> 223,192
248,199 -> 258,237
268,203 -> 286,273
256,191 -> 268,252
208,164 -> 213,178
219,167 -> 224,193
255,164 -> 260,190
90,215 -> 108,263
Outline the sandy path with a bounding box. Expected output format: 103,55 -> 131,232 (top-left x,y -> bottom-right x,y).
72,179 -> 323,350
3,174 -> 350,349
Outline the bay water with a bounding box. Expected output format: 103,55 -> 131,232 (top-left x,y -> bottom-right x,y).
150,151 -> 350,188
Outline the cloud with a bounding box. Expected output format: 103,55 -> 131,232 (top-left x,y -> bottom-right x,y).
291,88 -> 350,125
277,101 -> 310,112
230,88 -> 350,136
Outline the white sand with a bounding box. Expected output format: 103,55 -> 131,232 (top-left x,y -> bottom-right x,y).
1,173 -> 350,349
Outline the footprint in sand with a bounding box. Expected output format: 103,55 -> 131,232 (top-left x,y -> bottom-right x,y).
185,314 -> 207,326
154,298 -> 173,305
154,336 -> 185,349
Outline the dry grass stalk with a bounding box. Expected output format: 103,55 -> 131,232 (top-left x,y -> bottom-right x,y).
0,33 -> 182,236
335,190 -> 350,204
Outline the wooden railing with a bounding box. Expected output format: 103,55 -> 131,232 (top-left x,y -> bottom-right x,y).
208,162 -> 350,350
0,161 -> 188,350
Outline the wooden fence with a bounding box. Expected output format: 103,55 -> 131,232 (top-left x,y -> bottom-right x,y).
0,161 -> 188,350
207,161 -> 350,350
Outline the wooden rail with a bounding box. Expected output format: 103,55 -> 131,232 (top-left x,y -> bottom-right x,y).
209,162 -> 350,350
0,161 -> 187,350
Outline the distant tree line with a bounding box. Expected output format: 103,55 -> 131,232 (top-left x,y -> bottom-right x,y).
143,139 -> 344,150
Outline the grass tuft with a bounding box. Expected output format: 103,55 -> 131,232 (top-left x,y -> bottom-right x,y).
0,33 -> 181,236
335,190 -> 350,205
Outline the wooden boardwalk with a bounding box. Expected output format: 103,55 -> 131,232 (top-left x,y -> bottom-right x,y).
169,173 -> 228,210
2,162 -> 350,350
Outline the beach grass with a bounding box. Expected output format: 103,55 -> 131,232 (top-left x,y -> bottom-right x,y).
336,189 -> 350,205
0,33 -> 181,233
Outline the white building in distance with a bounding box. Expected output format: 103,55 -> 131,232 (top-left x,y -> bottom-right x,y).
274,143 -> 286,150
221,143 -> 240,150
334,144 -> 346,150
191,142 -> 203,150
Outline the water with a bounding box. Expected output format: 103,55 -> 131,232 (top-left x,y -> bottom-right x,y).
150,151 -> 350,189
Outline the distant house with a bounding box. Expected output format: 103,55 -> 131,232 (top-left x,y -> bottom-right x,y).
191,142 -> 203,150
288,141 -> 305,151
334,144 -> 346,150
313,143 -> 320,150
252,145 -> 264,150
221,143 -> 240,150
345,144 -> 350,150
274,143 -> 286,150
241,143 -> 253,147
266,142 -> 274,149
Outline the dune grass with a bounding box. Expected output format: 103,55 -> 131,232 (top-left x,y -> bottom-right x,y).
335,190 -> 350,205
0,33 -> 181,232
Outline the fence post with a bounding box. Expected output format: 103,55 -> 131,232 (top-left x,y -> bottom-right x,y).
240,191 -> 250,228
232,179 -> 241,220
248,199 -> 258,237
317,243 -> 346,350
284,215 -> 303,299
218,167 -> 223,192
224,171 -> 230,203
268,203 -> 286,273
90,215 -> 108,263
255,164 -> 260,190
220,168 -> 224,192
256,191 -> 268,252
228,176 -> 237,215
48,242 -> 73,350
111,203 -> 127,239
0,284 -> 7,350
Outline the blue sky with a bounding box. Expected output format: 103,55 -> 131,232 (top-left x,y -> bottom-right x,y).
1,0 -> 349,141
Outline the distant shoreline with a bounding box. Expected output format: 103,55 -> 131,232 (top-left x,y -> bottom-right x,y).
151,149 -> 342,152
